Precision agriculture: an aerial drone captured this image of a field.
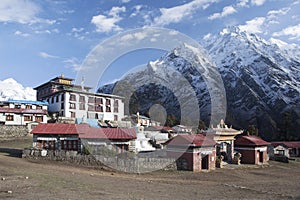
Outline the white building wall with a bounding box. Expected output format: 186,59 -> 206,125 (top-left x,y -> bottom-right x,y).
0,101 -> 48,125
45,91 -> 124,121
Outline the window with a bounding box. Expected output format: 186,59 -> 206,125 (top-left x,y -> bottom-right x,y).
79,95 -> 85,103
79,103 -> 85,110
114,115 -> 118,121
51,97 -> 54,104
106,106 -> 111,112
70,94 -> 76,101
35,116 -> 43,122
36,105 -> 42,110
6,115 -> 14,121
56,95 -> 59,102
14,105 -> 21,109
70,112 -> 76,118
88,104 -> 95,111
96,98 -> 103,104
61,103 -> 64,109
24,115 -> 33,121
61,94 -> 64,101
106,99 -> 111,105
114,100 -> 119,106
25,105 -> 32,109
95,105 -> 103,112
88,97 -> 95,103
114,107 -> 119,113
69,103 -> 76,109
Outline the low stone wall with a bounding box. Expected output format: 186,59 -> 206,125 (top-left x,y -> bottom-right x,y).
22,149 -> 177,173
0,125 -> 28,138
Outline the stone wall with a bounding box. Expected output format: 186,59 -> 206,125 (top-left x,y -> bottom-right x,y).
0,125 -> 29,138
22,149 -> 177,173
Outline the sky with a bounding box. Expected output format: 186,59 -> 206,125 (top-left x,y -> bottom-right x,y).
0,0 -> 300,89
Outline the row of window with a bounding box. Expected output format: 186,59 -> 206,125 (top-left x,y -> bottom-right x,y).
69,112 -> 118,121
14,105 -> 44,110
47,94 -> 64,104
70,95 -> 118,106
68,103 -> 118,113
47,94 -> 119,107
6,115 -> 44,122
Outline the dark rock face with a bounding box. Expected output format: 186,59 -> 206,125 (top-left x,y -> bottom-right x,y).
99,27 -> 300,141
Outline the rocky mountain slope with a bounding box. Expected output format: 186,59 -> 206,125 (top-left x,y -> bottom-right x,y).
99,27 -> 300,141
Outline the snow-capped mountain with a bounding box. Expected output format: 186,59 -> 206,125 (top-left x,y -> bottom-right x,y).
0,78 -> 36,101
99,27 -> 300,141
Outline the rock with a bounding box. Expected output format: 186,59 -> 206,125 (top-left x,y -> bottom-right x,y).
7,190 -> 12,194
1,177 -> 5,181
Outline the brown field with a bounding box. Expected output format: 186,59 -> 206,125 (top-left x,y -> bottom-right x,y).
0,136 -> 300,200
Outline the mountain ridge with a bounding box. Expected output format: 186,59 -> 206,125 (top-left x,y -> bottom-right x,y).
0,78 -> 36,101
99,27 -> 300,141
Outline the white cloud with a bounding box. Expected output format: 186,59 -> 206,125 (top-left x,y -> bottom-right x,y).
39,52 -> 59,59
34,30 -> 51,34
267,7 -> 290,19
130,5 -> 143,17
237,0 -> 249,7
0,0 -> 40,24
251,0 -> 266,6
91,6 -> 126,33
272,24 -> 300,40
63,57 -> 82,71
121,0 -> 131,3
109,6 -> 126,17
14,30 -> 30,37
238,17 -> 265,33
153,0 -> 218,26
72,27 -> 84,32
208,6 -> 237,20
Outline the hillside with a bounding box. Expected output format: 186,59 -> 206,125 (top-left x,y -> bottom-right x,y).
99,27 -> 300,141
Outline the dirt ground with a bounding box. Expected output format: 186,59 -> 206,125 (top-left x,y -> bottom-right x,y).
0,136 -> 300,200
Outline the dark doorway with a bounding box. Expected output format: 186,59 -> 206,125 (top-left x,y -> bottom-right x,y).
201,155 -> 209,170
176,158 -> 188,170
259,151 -> 264,163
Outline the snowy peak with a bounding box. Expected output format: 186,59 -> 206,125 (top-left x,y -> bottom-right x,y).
0,78 -> 36,101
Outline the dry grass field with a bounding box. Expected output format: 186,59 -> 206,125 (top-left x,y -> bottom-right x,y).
0,136 -> 300,200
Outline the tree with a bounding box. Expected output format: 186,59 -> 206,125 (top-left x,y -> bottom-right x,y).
196,120 -> 207,133
246,125 -> 258,136
166,114 -> 179,127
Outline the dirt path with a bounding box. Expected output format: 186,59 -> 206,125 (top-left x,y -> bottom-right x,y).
0,137 -> 300,199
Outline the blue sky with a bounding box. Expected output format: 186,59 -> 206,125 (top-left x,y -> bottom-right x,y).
0,0 -> 299,89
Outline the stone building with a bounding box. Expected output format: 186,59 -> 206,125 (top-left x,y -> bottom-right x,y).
234,135 -> 270,164
164,134 -> 216,172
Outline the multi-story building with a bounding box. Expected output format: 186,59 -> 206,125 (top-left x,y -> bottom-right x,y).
0,100 -> 48,125
34,74 -> 124,121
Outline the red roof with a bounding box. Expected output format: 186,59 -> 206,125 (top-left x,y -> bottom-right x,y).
31,123 -> 79,135
31,123 -> 136,140
235,135 -> 270,147
78,127 -> 136,140
271,141 -> 300,149
0,107 -> 47,114
164,134 -> 216,147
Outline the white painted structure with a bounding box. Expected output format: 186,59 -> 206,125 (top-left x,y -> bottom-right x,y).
34,75 -> 124,121
0,100 -> 48,125
130,125 -> 156,152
